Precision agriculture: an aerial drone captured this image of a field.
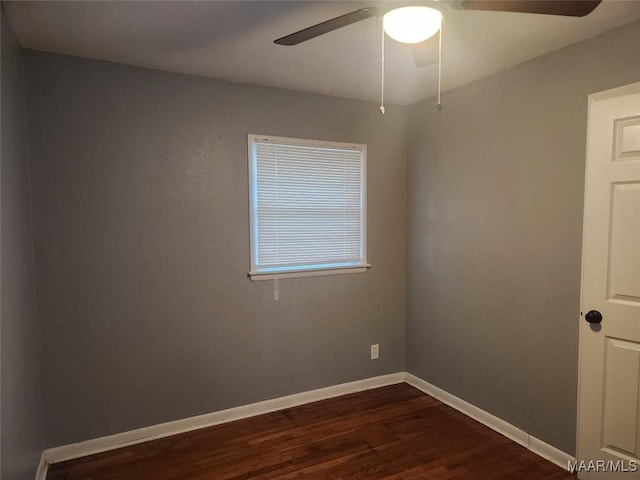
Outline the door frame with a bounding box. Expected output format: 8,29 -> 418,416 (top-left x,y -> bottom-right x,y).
576,81 -> 640,470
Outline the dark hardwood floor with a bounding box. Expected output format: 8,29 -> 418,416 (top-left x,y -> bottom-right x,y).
47,383 -> 576,479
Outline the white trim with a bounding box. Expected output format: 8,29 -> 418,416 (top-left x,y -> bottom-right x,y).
588,81 -> 640,102
576,81 -> 640,464
529,435 -> 575,468
34,453 -> 48,480
41,372 -> 574,472
43,372 -> 405,465
249,265 -> 370,281
405,373 -> 528,447
249,134 -> 364,151
404,373 -> 575,470
247,133 -> 368,281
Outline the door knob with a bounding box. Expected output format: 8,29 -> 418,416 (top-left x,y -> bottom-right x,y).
585,310 -> 603,324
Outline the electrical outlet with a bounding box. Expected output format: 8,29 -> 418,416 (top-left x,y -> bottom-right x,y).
371,344 -> 379,360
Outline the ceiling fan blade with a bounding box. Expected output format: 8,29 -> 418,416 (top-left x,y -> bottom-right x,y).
457,0 -> 602,17
412,36 -> 439,68
274,7 -> 380,45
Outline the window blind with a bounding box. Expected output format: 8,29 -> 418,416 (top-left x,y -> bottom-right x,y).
249,136 -> 367,277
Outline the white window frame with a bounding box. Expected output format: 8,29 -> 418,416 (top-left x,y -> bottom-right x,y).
248,134 -> 369,281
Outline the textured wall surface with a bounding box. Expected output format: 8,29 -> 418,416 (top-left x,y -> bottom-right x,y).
24,51 -> 408,447
1,10 -> 45,480
406,20 -> 640,455
12,13 -> 640,460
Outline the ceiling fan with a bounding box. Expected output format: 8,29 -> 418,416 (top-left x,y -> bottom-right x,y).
273,1 -> 602,110
275,1 -> 603,49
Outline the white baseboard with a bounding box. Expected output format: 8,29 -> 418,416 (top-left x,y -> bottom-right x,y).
35,452 -> 48,480
41,371 -> 573,475
404,373 -> 575,469
43,372 -> 405,465
529,436 -> 575,469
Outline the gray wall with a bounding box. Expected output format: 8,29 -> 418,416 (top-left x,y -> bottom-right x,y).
1,10 -> 45,480
407,20 -> 640,456
12,14 -> 639,460
23,51 -> 408,447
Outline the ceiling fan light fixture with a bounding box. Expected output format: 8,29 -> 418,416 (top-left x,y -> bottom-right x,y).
383,6 -> 442,44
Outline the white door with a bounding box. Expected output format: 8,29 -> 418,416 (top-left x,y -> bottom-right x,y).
577,82 -> 640,479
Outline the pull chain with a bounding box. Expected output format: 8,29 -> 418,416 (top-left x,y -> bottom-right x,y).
380,22 -> 386,115
436,21 -> 443,111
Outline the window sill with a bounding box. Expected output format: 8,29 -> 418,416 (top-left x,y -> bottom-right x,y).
249,265 -> 370,282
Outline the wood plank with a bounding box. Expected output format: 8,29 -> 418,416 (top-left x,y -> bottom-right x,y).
46,383 -> 576,480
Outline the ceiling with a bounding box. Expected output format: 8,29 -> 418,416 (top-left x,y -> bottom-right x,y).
5,0 -> 640,105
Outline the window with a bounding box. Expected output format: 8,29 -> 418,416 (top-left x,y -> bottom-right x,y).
248,134 -> 369,280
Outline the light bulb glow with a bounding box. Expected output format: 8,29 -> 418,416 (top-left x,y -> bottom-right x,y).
383,6 -> 442,44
